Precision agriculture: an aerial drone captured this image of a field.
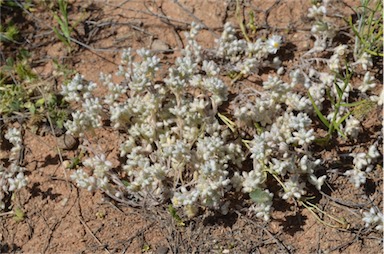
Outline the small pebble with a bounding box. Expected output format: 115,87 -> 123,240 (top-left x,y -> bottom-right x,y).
57,134 -> 78,150
155,246 -> 169,254
151,39 -> 172,53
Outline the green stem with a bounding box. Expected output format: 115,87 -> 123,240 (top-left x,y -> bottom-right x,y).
236,0 -> 251,42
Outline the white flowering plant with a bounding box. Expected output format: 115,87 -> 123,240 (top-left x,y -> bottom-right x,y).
63,23 -> 248,217
362,207 -> 384,231
0,127 -> 28,210
57,2 -> 383,229
0,1 -> 376,238
60,22 -> 293,219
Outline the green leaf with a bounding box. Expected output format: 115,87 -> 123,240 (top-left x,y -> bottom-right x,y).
167,204 -> 185,226
334,81 -> 343,99
122,180 -> 130,187
333,112 -> 350,138
58,0 -> 68,17
141,244 -> 150,252
53,27 -> 70,47
5,57 -> 14,67
339,100 -> 366,107
254,122 -> 263,135
67,156 -> 81,169
250,188 -> 270,203
13,207 -> 25,222
35,97 -> 45,107
24,101 -> 36,114
308,91 -> 330,128
59,20 -> 70,39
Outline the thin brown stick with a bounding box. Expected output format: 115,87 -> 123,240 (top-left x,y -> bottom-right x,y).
78,215 -> 111,254
235,211 -> 291,254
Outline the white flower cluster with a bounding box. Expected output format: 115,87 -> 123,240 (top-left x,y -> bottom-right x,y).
358,72 -> 376,93
229,3 -> 378,218
354,52 -> 373,70
216,22 -> 282,75
61,74 -> 102,137
61,73 -> 96,102
233,108 -> 324,219
248,189 -> 274,221
307,1 -> 336,52
344,144 -> 381,188
0,128 -> 27,210
234,74 -> 315,129
67,23 -> 244,217
362,207 -> 384,231
328,45 -> 348,72
303,4 -> 382,231
70,154 -> 112,192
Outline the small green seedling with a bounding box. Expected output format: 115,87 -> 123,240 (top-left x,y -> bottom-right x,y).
246,10 -> 257,35
13,207 -> 25,222
53,0 -> 72,51
168,204 -> 185,227
95,210 -> 106,219
66,151 -> 84,169
0,23 -> 19,43
141,243 -> 150,252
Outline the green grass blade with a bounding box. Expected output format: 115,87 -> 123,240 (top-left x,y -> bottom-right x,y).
334,81 -> 343,100
340,100 -> 366,107
308,91 -> 330,128
333,112 -> 350,138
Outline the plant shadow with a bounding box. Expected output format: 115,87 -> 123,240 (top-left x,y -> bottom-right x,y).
0,243 -> 21,253
29,183 -> 61,201
281,213 -> 308,236
41,154 -> 61,167
202,211 -> 238,228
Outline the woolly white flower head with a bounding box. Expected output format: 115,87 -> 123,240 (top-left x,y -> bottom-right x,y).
307,5 -> 326,18
362,207 -> 384,231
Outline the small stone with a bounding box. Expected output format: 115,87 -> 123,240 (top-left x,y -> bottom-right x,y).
155,246 -> 169,254
57,134 -> 78,150
62,160 -> 71,169
60,198 -> 69,206
151,39 -> 172,53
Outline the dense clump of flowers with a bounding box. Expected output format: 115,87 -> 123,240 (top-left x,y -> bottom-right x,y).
215,22 -> 282,76
63,22 -> 286,218
344,144 -> 380,188
0,128 -> 28,210
65,23 -> 249,216
362,207 -> 384,231
63,14 -> 381,226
